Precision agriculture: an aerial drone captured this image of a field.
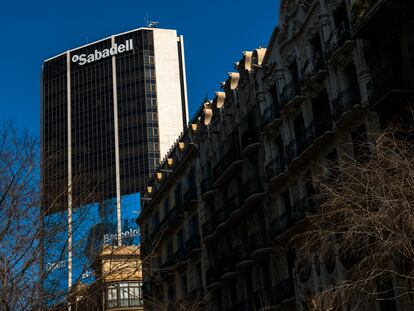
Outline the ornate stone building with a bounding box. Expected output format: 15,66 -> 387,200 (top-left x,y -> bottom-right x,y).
69,246 -> 143,311
138,0 -> 414,310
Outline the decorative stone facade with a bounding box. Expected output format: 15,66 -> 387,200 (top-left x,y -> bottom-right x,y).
138,1 -> 414,310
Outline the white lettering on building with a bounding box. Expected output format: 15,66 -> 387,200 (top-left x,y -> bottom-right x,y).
46,260 -> 66,272
71,39 -> 134,66
103,228 -> 140,244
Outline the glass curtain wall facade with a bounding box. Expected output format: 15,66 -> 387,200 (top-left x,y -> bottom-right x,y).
41,28 -> 187,306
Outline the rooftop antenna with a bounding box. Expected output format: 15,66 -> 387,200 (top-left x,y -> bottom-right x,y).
147,21 -> 160,28
144,11 -> 160,28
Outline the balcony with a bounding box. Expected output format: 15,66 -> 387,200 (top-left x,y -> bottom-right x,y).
202,219 -> 216,240
185,235 -> 201,258
285,140 -> 296,165
183,187 -> 198,211
220,255 -> 238,280
300,52 -> 327,90
265,156 -> 285,183
107,297 -> 143,309
203,197 -> 242,241
285,123 -> 317,168
279,81 -> 305,112
233,245 -> 255,270
214,207 -> 231,230
213,150 -> 242,185
249,230 -> 272,258
368,67 -> 413,110
273,278 -> 295,305
200,176 -> 215,198
262,104 -> 281,129
296,124 -> 315,156
332,87 -> 362,122
227,194 -> 242,216
241,129 -> 260,155
206,266 -> 223,290
314,113 -> 333,138
270,213 -> 295,240
242,177 -> 264,204
324,21 -> 353,63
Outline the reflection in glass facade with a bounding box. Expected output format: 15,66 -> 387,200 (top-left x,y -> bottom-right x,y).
41,27 -> 187,305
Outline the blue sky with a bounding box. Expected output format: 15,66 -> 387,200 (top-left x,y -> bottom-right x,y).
0,0 -> 279,136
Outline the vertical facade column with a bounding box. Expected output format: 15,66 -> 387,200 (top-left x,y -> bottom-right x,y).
178,35 -> 189,124
354,40 -> 371,104
66,51 -> 73,310
111,35 -> 122,246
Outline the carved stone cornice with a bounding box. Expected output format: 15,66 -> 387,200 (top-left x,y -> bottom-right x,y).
253,48 -> 267,66
215,91 -> 226,109
203,101 -> 213,125
243,51 -> 253,72
228,72 -> 240,90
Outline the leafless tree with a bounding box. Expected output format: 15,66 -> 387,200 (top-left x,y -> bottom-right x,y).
0,122 -> 41,310
0,122 -> 147,311
297,121 -> 414,311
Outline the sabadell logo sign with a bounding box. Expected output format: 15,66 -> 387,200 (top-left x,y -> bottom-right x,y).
71,39 -> 134,66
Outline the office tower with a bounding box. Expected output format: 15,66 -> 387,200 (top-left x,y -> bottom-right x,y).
41,27 -> 188,306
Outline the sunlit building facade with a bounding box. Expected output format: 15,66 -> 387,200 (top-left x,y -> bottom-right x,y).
41,27 -> 188,307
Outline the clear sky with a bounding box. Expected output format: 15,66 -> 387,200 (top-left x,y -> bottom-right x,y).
0,0 -> 280,136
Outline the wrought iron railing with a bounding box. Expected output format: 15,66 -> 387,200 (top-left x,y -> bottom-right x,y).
241,129 -> 260,150
183,188 -> 197,204
200,176 -> 214,195
332,87 -> 361,121
249,230 -> 269,253
227,194 -> 242,215
324,21 -> 351,61
300,52 -> 326,86
314,112 -> 333,137
279,80 -> 302,109
265,156 -> 285,182
221,254 -> 236,275
206,266 -> 222,286
242,177 -> 263,200
285,140 -> 296,165
262,104 -> 282,128
214,207 -> 231,227
213,150 -> 239,181
270,212 -> 295,239
202,219 -> 216,239
296,123 -> 315,156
